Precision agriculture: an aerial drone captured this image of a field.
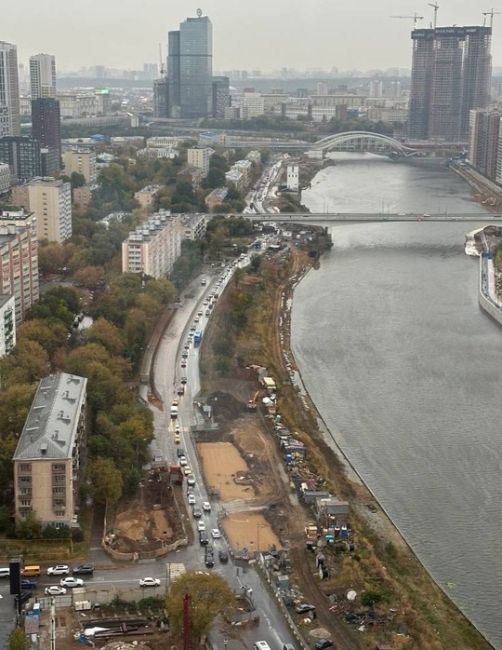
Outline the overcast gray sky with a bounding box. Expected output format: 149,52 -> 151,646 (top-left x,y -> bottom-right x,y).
4,0 -> 501,73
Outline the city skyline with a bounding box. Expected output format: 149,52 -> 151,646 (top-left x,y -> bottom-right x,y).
3,0 -> 502,73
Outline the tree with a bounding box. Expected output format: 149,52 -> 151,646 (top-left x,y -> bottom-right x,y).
16,511 -> 42,539
73,265 -> 105,290
85,318 -> 124,356
91,458 -> 123,506
8,628 -> 29,650
70,172 -> 86,189
166,571 -> 235,640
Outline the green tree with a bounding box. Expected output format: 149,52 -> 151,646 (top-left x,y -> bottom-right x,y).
91,458 -> 123,506
70,172 -> 86,189
8,628 -> 29,650
16,511 -> 42,539
85,318 -> 124,356
166,571 -> 235,640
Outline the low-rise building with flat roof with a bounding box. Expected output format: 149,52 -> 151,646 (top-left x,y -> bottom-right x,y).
134,184 -> 162,209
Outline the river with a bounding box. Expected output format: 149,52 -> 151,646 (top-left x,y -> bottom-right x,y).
291,153 -> 502,649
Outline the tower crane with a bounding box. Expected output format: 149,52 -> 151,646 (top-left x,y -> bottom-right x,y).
158,43 -> 165,76
429,2 -> 439,29
482,8 -> 502,28
390,13 -> 424,27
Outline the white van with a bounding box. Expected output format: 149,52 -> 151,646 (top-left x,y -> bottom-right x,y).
253,643 -> 271,650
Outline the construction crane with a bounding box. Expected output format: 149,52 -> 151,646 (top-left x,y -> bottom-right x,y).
429,2 -> 439,29
482,8 -> 502,28
390,13 -> 424,27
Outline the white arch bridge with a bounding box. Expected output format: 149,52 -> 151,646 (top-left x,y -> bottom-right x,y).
312,131 -> 418,157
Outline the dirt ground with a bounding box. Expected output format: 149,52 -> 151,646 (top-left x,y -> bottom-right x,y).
115,502 -> 173,542
198,441 -> 256,501
223,511 -> 282,551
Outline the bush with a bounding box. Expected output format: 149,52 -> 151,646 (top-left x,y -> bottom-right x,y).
43,523 -> 71,539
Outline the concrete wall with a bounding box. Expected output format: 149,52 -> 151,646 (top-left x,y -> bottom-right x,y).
478,256 -> 502,326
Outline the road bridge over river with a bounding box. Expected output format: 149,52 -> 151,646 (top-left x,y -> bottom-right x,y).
242,212 -> 498,223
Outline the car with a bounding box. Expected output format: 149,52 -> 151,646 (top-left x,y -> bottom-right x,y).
139,577 -> 161,588
192,508 -> 202,519
177,386 -> 185,396
60,577 -> 84,588
182,351 -> 188,359
218,550 -> 229,563
184,344 -> 190,350
177,448 -> 185,457
204,548 -> 215,568
174,433 -> 181,444
282,644 -> 296,650
190,326 -> 196,332
171,399 -> 178,407
199,530 -> 209,545
314,640 -> 333,650
181,376 -> 188,384
47,565 -> 70,576
183,465 -> 192,475
202,501 -> 211,512
211,528 -> 221,539
205,310 -> 210,316
187,475 -> 196,487
45,586 -> 66,596
72,565 -> 94,576
188,493 -> 196,505
197,311 -> 203,316
181,360 -> 187,368
175,423 -> 181,433
20,579 -> 37,590
295,603 -> 316,615
253,642 -> 271,650
179,456 -> 187,466
197,521 -> 206,532
194,317 -> 199,323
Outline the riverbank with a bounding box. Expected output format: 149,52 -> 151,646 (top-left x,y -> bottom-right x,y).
200,239 -> 492,649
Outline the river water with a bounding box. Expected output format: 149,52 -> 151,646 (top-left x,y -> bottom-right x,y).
291,154 -> 502,648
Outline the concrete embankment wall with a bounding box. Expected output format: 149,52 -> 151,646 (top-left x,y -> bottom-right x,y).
478,257 -> 502,326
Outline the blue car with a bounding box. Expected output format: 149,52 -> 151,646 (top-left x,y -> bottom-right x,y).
21,579 -> 37,590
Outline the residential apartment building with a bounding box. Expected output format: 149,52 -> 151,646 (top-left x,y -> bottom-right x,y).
242,93 -> 265,118
468,109 -> 502,182
27,177 -> 72,242
31,98 -> 62,175
409,26 -> 492,140
0,163 -> 10,194
180,213 -> 207,240
0,209 -> 39,321
122,211 -> 182,278
134,184 -> 161,209
0,294 -> 15,356
57,93 -> 97,118
62,149 -> 96,183
205,187 -> 228,210
0,136 -> 41,182
0,42 -> 20,137
13,372 -> 87,527
29,54 -> 56,99
187,147 -> 213,176
212,76 -> 230,118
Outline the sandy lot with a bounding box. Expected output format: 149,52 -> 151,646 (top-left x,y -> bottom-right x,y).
115,504 -> 173,541
198,441 -> 255,502
223,511 -> 282,551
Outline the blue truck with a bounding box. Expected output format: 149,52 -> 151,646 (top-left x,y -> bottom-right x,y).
194,330 -> 202,347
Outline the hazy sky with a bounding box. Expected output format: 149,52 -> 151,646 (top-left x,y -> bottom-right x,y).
4,0 -> 501,73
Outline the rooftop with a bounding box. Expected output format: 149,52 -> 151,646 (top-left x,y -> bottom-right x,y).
14,372 -> 87,461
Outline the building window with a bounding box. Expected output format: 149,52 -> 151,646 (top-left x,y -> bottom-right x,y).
19,463 -> 32,473
52,463 -> 65,473
54,510 -> 65,517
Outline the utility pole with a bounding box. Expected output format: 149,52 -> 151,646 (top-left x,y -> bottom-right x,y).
183,593 -> 191,650
429,2 -> 439,29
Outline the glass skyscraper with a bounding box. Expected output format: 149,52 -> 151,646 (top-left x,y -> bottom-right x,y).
167,14 -> 213,118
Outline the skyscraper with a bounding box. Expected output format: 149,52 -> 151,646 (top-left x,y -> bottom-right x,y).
153,77 -> 169,118
0,136 -> 41,182
30,54 -> 61,174
167,13 -> 213,118
408,26 -> 492,140
212,76 -> 230,118
29,54 -> 56,99
0,42 -> 21,137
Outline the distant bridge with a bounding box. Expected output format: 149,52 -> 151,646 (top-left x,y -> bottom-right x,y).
242,212 -> 498,223
312,131 -> 418,157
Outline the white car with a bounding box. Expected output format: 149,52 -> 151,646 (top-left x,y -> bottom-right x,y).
197,521 -> 206,532
47,565 -> 70,576
188,493 -> 196,505
202,502 -> 211,512
60,577 -> 84,588
211,528 -> 222,539
45,585 -> 66,595
179,456 -> 187,466
139,577 -> 160,588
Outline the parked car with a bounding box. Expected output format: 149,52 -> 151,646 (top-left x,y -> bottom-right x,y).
45,586 -> 66,596
139,577 -> 160,588
47,565 -> 70,576
314,640 -> 333,650
72,565 -> 94,576
218,550 -> 229,563
211,528 -> 221,539
60,577 -> 84,588
295,603 -> 316,615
